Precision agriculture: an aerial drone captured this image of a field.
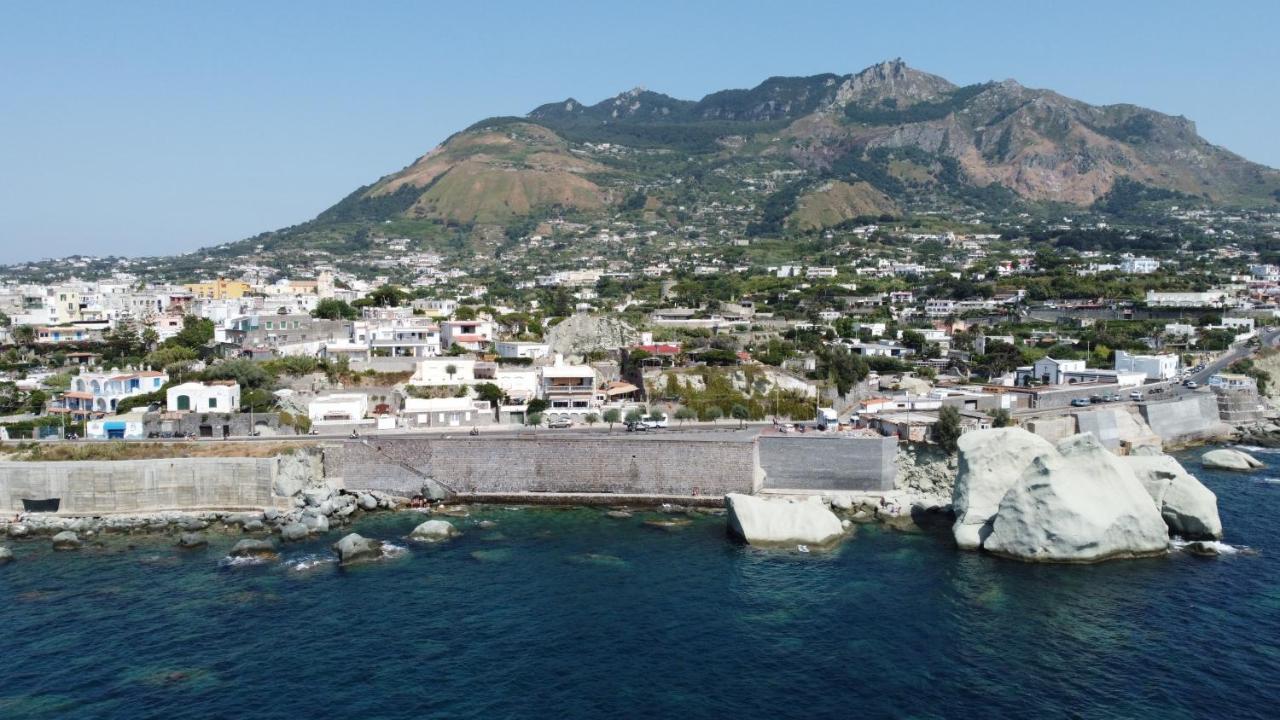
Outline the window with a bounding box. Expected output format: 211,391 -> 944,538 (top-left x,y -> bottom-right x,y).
209,398 -> 217,408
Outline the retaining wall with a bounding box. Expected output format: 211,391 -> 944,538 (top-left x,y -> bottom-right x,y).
757,435 -> 897,492
324,433 -> 763,498
0,457 -> 278,514
1139,395 -> 1232,446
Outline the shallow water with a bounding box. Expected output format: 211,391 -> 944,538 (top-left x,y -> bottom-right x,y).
3,449 -> 1280,719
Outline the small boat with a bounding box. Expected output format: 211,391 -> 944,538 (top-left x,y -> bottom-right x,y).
22,497 -> 61,513
796,544 -> 810,554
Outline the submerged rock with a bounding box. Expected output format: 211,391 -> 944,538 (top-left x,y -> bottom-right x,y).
0,546 -> 13,563
280,523 -> 310,542
1201,448 -> 1264,472
605,510 -> 633,519
409,520 -> 459,542
176,533 -> 208,549
332,533 -> 384,565
51,531 -> 82,551
1123,455 -> 1222,540
229,539 -> 277,558
724,493 -> 845,547
952,428 -> 1056,550
983,435 -> 1169,563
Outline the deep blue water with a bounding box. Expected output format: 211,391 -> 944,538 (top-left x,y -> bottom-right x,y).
4,449 -> 1280,720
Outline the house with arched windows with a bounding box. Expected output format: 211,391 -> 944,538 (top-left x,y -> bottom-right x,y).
67,369 -> 168,416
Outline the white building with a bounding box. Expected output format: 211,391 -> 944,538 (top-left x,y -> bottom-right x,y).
1120,256 -> 1160,274
1025,357 -> 1086,385
70,370 -> 168,414
440,320 -> 495,351
539,355 -> 599,421
308,394 -> 369,424
411,357 -> 478,386
166,381 -> 241,413
1114,351 -> 1179,381
403,397 -> 486,427
495,341 -> 551,360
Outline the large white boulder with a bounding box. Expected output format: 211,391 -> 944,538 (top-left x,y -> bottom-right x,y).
983,434 -> 1170,563
952,428 -> 1056,550
1122,455 -> 1222,540
724,494 -> 845,546
1200,448 -> 1264,472
409,520 -> 459,543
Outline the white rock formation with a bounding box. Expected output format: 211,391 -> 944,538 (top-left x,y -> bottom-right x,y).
983,435 -> 1170,563
1122,455 -> 1223,540
951,428 -> 1056,550
724,493 -> 845,546
1200,448 -> 1264,472
410,519 -> 460,542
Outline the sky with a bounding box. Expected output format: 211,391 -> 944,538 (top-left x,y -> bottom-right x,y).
1,0 -> 1277,264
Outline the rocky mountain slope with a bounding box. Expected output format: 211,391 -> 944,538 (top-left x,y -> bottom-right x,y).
242,60 -> 1280,256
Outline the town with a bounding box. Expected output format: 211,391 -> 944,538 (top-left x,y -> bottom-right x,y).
3,199 -> 1279,452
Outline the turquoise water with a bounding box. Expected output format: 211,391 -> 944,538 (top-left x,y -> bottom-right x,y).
3,449 -> 1280,720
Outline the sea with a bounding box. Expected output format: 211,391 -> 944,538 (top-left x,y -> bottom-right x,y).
3,447 -> 1279,720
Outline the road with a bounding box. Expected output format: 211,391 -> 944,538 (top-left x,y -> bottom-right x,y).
1014,327 -> 1280,421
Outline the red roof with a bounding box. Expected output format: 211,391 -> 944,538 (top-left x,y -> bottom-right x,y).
634,343 -> 681,355
451,334 -> 485,342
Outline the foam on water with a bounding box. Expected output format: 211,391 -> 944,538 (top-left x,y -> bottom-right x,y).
218,555 -> 270,568
285,554 -> 337,572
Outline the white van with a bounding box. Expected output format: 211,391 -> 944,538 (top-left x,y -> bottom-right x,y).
1129,391 -> 1144,401
816,407 -> 839,430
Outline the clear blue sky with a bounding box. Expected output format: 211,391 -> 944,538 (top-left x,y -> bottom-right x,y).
1,0 -> 1276,264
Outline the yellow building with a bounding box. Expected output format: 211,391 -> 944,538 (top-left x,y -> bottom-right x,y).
185,278 -> 251,300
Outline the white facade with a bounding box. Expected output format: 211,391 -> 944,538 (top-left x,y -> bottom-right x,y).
495,341 -> 551,360
1114,351 -> 1179,381
1030,357 -> 1086,385
308,394 -> 369,424
403,397 -> 484,427
166,382 -> 241,413
411,357 -> 478,386
1120,256 -> 1160,274
440,320 -> 495,351
71,370 -> 168,414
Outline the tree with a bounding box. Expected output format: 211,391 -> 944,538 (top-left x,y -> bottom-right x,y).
730,403 -> 750,428
202,359 -> 272,389
991,408 -> 1012,428
445,363 -> 458,381
704,406 -> 724,423
366,285 -> 406,307
525,412 -> 543,427
453,306 -> 478,321
527,398 -> 549,416
26,389 -> 48,415
934,405 -> 963,453
674,407 -> 697,424
170,315 -> 215,350
12,325 -> 35,345
602,408 -> 622,428
313,298 -> 358,320
141,327 -> 159,352
585,412 -> 600,427
474,382 -> 506,408
624,408 -> 644,424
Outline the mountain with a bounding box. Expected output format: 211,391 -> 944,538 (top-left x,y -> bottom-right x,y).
254,60 -> 1280,256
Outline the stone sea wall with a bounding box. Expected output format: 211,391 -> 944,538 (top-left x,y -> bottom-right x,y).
1139,395 -> 1232,446
758,435 -> 897,492
324,434 -> 763,498
0,457 -> 280,514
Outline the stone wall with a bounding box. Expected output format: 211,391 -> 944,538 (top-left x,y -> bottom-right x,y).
757,435 -> 897,492
324,433 -> 763,498
0,457 -> 278,514
1139,395 -> 1232,446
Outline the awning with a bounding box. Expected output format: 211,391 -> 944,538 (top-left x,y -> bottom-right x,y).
604,382 -> 639,396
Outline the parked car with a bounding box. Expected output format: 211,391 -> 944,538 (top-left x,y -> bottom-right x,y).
643,414 -> 668,429
1130,391 -> 1144,401
625,421 -> 649,432
1070,398 -> 1091,407
1089,395 -> 1104,404
1106,394 -> 1122,402
547,418 -> 573,429
1184,380 -> 1198,389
